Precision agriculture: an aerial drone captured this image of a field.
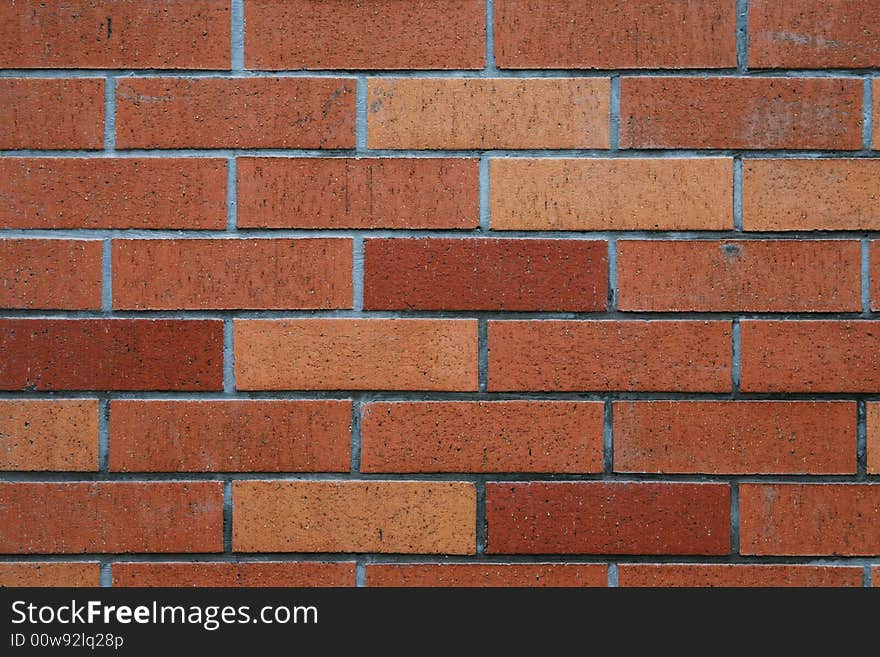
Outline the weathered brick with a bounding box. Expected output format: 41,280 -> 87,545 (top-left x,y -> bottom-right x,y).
867,402 -> 880,475
871,242 -> 880,311
486,482 -> 730,555
237,158 -> 478,229
614,401 -> 856,474
368,78 -> 610,149
233,481 -> 476,554
360,401 -> 603,473
366,563 -> 607,587
364,238 -> 607,311
235,319 -> 478,391
618,564 -> 863,587
109,400 -> 351,472
0,562 -> 100,587
0,399 -> 99,472
113,562 -> 355,587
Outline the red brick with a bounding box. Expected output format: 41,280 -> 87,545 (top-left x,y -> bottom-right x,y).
246,0 -> 484,70
233,481 -> 476,554
617,240 -> 861,312
368,78 -> 610,149
0,482 -> 222,553
871,242 -> 880,311
0,319 -> 223,391
488,320 -> 731,392
0,158 -> 226,230
0,79 -> 103,149
0,239 -> 102,309
364,238 -> 607,311
613,401 -> 857,475
360,401 -> 603,473
116,78 -> 355,149
109,400 -> 351,472
868,402 -> 880,475
112,562 -> 355,587
620,77 -> 863,149
743,159 -> 880,231
235,319 -> 478,391
366,563 -> 607,587
0,562 -> 100,587
740,321 -> 880,393
490,158 -> 733,231
486,482 -> 730,555
495,0 -> 736,69
113,238 -> 352,310
740,484 -> 880,556
618,564 -> 863,587
237,158 -> 478,229
0,399 -> 99,472
749,0 -> 880,68
0,0 -> 229,69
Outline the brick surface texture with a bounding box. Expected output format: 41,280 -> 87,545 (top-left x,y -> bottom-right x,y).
0,1 -> 876,589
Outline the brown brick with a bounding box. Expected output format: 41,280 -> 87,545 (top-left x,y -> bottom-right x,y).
488,320 -> 731,392
749,0 -> 880,68
360,401 -> 603,473
109,400 -> 351,472
486,482 -> 730,555
113,239 -> 352,310
0,79 -> 103,149
620,77 -> 863,149
743,159 -> 880,231
112,562 -> 355,587
364,238 -> 608,311
613,401 -> 857,475
237,158 -> 478,229
617,240 -> 861,312
0,239 -> 102,310
740,484 -> 880,555
0,158 -> 226,230
0,482 -> 223,553
0,399 -> 99,472
490,158 -> 733,231
495,0 -> 736,69
235,319 -> 477,391
116,78 -> 355,149
0,0 -> 229,69
368,78 -> 610,149
740,321 -> 880,393
366,563 -> 608,587
867,402 -> 880,475
0,319 -> 223,391
233,481 -> 476,554
618,564 -> 863,587
872,242 -> 880,311
246,0 -> 484,70
0,562 -> 100,587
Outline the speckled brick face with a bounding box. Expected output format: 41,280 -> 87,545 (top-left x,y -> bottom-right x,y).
1,0 -> 878,590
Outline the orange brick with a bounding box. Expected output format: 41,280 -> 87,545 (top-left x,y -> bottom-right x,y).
113,239 -> 352,310
868,402 -> 880,475
0,0 -> 229,69
109,400 -> 351,472
233,481 -> 476,554
234,319 -> 478,391
368,78 -> 610,149
366,563 -> 607,587
613,401 -> 856,474
618,564 -> 863,587
0,239 -> 102,310
0,79 -> 103,149
0,482 -> 223,553
495,0 -> 736,69
490,158 -> 732,231
361,401 -> 603,473
0,400 -> 99,472
617,240 -> 861,312
620,77 -> 863,149
743,159 -> 880,231
0,562 -> 100,587
113,562 -> 355,587
488,321 -> 732,392
116,78 -> 355,149
237,158 -> 478,229
246,0 -> 484,69
872,242 -> 880,311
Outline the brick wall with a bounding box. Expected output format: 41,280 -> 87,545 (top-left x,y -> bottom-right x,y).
0,0 -> 878,588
